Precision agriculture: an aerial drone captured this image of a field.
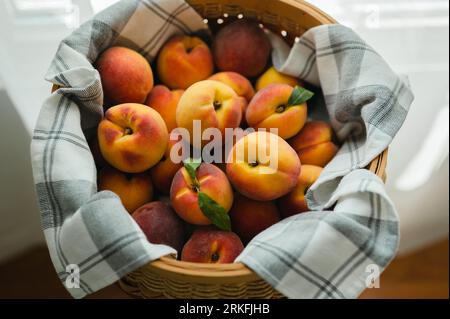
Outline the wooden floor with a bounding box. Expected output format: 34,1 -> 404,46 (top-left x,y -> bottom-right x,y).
360,239 -> 449,299
0,239 -> 448,299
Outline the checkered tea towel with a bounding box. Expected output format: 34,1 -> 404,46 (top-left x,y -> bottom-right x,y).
30,0 -> 414,299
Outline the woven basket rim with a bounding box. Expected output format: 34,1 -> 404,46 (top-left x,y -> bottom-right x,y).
278,0 -> 336,24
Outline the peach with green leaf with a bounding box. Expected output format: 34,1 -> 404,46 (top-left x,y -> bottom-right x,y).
245,85 -> 312,140
170,160 -> 234,229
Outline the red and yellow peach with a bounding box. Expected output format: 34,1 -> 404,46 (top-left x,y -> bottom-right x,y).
246,84 -> 307,140
150,137 -> 185,195
181,228 -> 244,264
209,72 -> 255,102
95,47 -> 153,106
288,121 -> 338,167
226,131 -> 301,201
278,165 -> 323,218
157,36 -> 214,90
132,201 -> 185,253
256,67 -> 302,91
213,19 -> 271,78
98,167 -> 153,214
170,163 -> 234,225
98,103 -> 169,173
229,194 -> 280,243
176,80 -> 244,145
145,85 -> 183,134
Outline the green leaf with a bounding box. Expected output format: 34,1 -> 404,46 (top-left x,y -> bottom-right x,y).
184,158 -> 202,185
287,86 -> 314,107
198,192 -> 231,231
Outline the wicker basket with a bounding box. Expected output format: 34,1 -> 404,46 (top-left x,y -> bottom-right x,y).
112,0 -> 390,299
50,0 -> 388,300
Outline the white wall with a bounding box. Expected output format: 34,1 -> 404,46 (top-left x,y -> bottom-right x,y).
0,90 -> 44,262
0,0 -> 91,262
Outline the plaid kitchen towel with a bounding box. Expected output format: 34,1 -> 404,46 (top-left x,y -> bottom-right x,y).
30,0 -> 414,299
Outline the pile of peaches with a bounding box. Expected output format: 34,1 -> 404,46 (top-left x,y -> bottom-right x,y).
92,19 -> 339,264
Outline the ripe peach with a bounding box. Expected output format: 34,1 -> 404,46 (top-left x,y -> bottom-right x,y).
157,36 -> 214,90
132,202 -> 185,253
226,131 -> 301,201
98,167 -> 153,214
150,137 -> 185,195
288,121 -> 339,167
246,84 -> 307,140
278,165 -> 323,218
209,72 -> 254,126
170,163 -> 234,226
229,194 -> 280,244
209,72 -> 255,102
256,67 -> 302,91
176,80 -> 244,145
213,19 -> 271,77
181,228 -> 244,264
145,85 -> 183,134
95,47 -> 153,106
98,103 -> 169,173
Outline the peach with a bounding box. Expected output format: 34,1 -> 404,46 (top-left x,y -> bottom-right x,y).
209,72 -> 255,102
176,80 -> 244,145
226,131 -> 301,201
170,163 -> 234,226
213,19 -> 271,77
203,133 -> 245,173
150,137 -> 185,195
246,84 -> 307,140
145,85 -> 183,134
157,36 -> 214,90
98,167 -> 153,214
288,121 -> 339,167
181,228 -> 244,264
256,67 -> 302,91
209,72 -> 254,126
278,165 -> 323,219
95,47 -> 153,106
229,194 -> 280,244
132,201 -> 185,253
98,103 -> 169,173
